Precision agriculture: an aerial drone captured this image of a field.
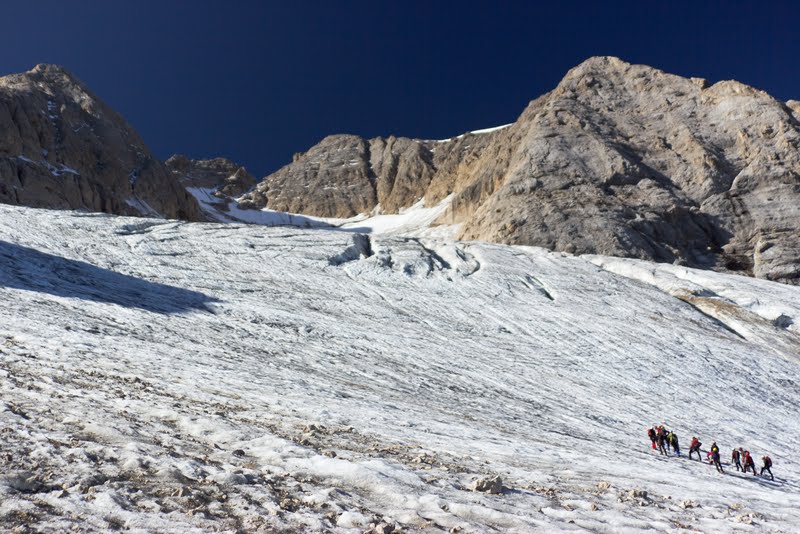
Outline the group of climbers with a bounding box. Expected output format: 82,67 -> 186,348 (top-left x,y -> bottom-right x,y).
647,425 -> 774,481
731,447 -> 773,479
647,425 -> 680,456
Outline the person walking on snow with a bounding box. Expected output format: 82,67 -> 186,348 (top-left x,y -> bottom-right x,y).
761,456 -> 774,480
647,427 -> 657,450
669,431 -> 680,456
663,427 -> 671,452
743,451 -> 757,476
689,437 -> 702,460
732,448 -> 743,471
706,445 -> 714,461
657,427 -> 668,456
711,442 -> 724,473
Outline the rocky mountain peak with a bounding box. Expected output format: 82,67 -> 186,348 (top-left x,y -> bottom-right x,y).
4,64 -> 91,107
31,63 -> 70,74
233,58 -> 800,284
0,65 -> 202,220
28,63 -> 81,86
558,55 -> 634,82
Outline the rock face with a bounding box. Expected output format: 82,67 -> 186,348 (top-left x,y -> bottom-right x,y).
240,57 -> 800,284
237,131 -> 498,218
0,64 -> 202,220
165,155 -> 257,198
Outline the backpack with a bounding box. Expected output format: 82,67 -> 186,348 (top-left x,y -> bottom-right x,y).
764,456 -> 772,468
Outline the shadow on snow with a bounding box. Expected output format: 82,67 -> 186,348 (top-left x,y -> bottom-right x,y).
0,241 -> 218,314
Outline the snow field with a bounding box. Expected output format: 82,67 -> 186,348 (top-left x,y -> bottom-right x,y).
0,204 -> 799,532
187,186 -> 459,241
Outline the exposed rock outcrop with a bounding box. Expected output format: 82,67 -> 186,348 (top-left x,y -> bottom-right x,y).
0,64 -> 202,220
471,475 -> 504,494
239,57 -> 800,284
237,131 -> 500,218
165,155 -> 257,198
238,135 -> 379,217
458,57 -> 800,284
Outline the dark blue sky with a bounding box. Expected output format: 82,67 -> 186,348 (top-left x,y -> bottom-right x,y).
3,1 -> 798,177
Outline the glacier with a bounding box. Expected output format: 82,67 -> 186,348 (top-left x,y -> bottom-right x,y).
1,204 -> 799,532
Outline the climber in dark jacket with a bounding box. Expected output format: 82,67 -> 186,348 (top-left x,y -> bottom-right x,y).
711,442 -> 724,473
732,448 -> 743,471
647,427 -> 657,450
657,427 -> 668,456
761,456 -> 774,480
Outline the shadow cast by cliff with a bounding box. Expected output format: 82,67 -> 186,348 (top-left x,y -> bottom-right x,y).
0,241 -> 218,314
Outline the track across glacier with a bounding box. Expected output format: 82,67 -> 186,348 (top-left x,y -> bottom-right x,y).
1,205 -> 799,532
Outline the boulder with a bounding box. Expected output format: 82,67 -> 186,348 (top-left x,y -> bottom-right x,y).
471,475 -> 503,494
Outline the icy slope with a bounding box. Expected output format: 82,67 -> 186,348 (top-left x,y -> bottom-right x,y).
187,186 -> 459,240
1,205 -> 800,533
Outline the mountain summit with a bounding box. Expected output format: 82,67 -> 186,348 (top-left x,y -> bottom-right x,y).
0,64 -> 202,220
238,57 -> 800,284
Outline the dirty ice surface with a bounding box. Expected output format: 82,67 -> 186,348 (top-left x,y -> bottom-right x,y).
1,204 -> 800,532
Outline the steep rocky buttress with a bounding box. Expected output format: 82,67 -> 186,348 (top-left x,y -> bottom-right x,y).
0,64 -> 202,220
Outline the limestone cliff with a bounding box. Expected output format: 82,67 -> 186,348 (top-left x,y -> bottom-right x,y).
0,64 -> 202,220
